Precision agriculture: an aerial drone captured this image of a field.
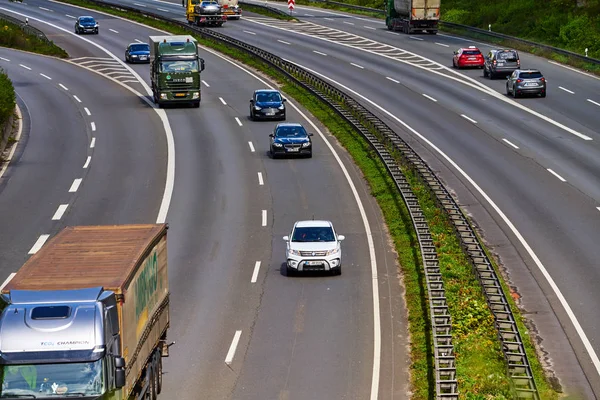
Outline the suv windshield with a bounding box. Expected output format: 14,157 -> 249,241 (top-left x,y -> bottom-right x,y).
0,359 -> 105,398
256,92 -> 282,102
292,227 -> 335,242
80,17 -> 95,24
160,60 -> 199,73
275,126 -> 307,138
130,44 -> 149,52
497,50 -> 518,60
520,72 -> 543,79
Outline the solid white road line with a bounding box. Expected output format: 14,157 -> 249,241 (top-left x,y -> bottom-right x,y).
350,62 -> 364,69
225,330 -> 242,365
84,107 -> 91,116
257,172 -> 264,185
243,30 -> 256,35
0,57 -> 10,61
409,36 -> 424,41
364,26 -> 376,30
422,94 -> 437,102
83,156 -> 91,168
291,62 -> 600,382
90,137 -> 96,148
28,234 -> 50,254
59,83 -> 69,90
587,99 -> 600,107
52,204 -> 69,220
386,77 -> 399,83
261,210 -> 267,226
202,80 -> 210,87
40,73 -> 52,80
235,117 -> 242,126
109,28 -> 119,33
135,39 -> 144,43
547,168 -> 567,182
19,64 -> 31,70
66,14 -> 76,18
201,51 -> 382,399
69,178 -> 82,193
558,86 -> 574,94
251,261 -> 261,283
0,273 -> 16,291
435,42 -> 450,47
313,50 -> 327,56
461,114 -> 477,124
91,122 -> 96,131
502,138 -> 519,149
73,95 -> 82,103
219,97 -> 227,105
277,39 -> 291,45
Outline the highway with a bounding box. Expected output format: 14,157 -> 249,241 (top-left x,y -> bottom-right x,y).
42,0 -> 600,396
0,2 -> 408,400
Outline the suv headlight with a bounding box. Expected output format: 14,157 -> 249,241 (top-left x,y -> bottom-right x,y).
302,142 -> 311,147
254,106 -> 261,111
278,104 -> 285,110
325,247 -> 340,256
288,249 -> 301,256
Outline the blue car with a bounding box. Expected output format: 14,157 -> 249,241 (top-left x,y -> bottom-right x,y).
250,89 -> 286,121
125,43 -> 150,64
269,123 -> 313,158
75,16 -> 98,34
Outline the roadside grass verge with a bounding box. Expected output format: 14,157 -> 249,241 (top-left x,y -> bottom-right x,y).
0,19 -> 68,57
55,0 -> 561,397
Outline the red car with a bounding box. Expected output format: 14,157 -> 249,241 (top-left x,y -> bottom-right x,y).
452,46 -> 485,69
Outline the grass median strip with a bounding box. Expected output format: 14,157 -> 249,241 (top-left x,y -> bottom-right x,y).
54,0 -> 561,397
0,18 -> 68,58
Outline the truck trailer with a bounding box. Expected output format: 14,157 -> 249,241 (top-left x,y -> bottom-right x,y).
185,0 -> 227,26
385,0 -> 440,34
150,35 -> 205,108
0,224 -> 170,400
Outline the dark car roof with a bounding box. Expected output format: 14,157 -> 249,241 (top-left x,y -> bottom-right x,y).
78,16 -> 95,19
255,89 -> 280,94
128,43 -> 149,47
276,123 -> 303,128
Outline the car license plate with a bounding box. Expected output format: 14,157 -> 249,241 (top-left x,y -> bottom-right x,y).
288,147 -> 300,152
524,83 -> 538,87
468,57 -> 476,60
140,56 -> 147,60
306,261 -> 322,266
175,93 -> 186,97
266,111 -> 275,116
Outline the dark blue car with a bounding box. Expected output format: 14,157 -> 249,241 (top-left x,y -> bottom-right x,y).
75,16 -> 98,34
250,89 -> 286,121
269,123 -> 313,158
125,43 -> 150,64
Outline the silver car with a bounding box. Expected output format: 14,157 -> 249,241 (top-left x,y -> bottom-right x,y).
506,69 -> 547,98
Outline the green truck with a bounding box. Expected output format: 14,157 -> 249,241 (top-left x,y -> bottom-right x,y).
149,35 -> 205,108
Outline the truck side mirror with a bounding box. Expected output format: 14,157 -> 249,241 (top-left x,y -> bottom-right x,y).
115,357 -> 126,388
200,58 -> 205,72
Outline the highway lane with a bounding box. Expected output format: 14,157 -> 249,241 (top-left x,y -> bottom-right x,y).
76,0 -> 600,395
1,3 -> 409,399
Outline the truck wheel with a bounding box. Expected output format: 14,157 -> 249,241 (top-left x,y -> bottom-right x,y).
156,356 -> 163,394
146,368 -> 156,400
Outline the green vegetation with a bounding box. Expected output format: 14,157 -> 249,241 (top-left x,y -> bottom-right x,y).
0,20 -> 68,58
54,0 -> 561,397
0,69 -> 15,132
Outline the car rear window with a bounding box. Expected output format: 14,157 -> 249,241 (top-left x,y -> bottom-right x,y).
520,72 -> 543,79
462,50 -> 481,55
497,51 -> 518,60
130,44 -> 149,52
292,227 -> 335,242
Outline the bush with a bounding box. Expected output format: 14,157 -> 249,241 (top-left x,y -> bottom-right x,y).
0,22 -> 67,58
0,69 -> 16,129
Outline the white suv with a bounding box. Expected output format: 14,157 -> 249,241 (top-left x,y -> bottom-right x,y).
283,220 -> 345,276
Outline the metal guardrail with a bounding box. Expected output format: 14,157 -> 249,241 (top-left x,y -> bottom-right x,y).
260,0 -> 599,65
0,11 -> 52,43
69,0 -> 540,397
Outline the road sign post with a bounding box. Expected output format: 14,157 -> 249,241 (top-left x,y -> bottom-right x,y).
288,0 -> 295,14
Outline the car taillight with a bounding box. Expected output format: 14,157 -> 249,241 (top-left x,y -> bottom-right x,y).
539,78 -> 545,82
516,79 -> 522,83
517,60 -> 520,66
493,60 -> 497,65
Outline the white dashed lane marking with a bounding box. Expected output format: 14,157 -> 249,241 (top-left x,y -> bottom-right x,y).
243,30 -> 256,35
386,77 -> 399,83
202,80 -> 210,87
66,14 -> 76,18
248,141 -> 255,152
364,26 -> 376,30
28,235 -> 50,254
91,122 -> 96,131
261,210 -> 267,226
84,107 -> 91,116
435,42 -> 450,47
109,29 -> 119,33
69,178 -> 82,193
251,261 -> 261,283
83,156 -> 91,168
351,63 -> 364,69
19,64 -> 31,70
313,50 -> 327,56
461,114 -> 477,124
502,138 -> 519,149
59,83 -> 69,91
0,57 -> 10,61
40,73 -> 52,80
547,168 -> 566,182
219,97 -> 227,105
225,330 -> 242,365
52,204 -> 69,220
257,172 -> 264,185
73,95 -> 82,103
135,39 -> 144,43
588,99 -> 600,107
90,137 -> 96,148
277,40 -> 291,45
558,86 -> 574,94
422,94 -> 437,102
235,117 -> 242,126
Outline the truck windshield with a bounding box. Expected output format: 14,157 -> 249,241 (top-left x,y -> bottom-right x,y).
0,359 -> 104,398
160,60 -> 199,73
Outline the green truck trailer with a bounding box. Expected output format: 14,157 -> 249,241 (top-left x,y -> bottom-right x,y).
149,35 -> 205,108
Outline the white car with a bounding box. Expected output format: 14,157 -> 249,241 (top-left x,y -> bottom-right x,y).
283,220 -> 345,276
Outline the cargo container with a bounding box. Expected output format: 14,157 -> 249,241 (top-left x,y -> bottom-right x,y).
386,0 -> 440,34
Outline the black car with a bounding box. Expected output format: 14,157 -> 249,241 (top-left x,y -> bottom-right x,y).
269,123 -> 313,158
125,43 -> 150,63
484,49 -> 520,79
75,16 -> 98,34
250,89 -> 286,121
506,69 -> 547,98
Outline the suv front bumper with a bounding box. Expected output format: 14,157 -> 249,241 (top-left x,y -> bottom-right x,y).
287,256 -> 341,272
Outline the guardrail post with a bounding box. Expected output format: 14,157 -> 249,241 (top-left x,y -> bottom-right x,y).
488,24 -> 491,32
585,48 -> 589,57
